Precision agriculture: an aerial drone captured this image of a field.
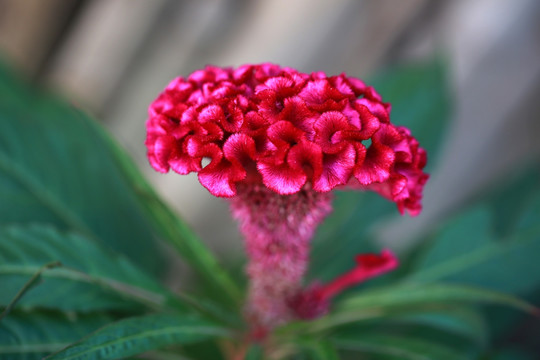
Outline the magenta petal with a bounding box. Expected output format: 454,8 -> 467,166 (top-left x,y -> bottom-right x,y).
224,133 -> 257,166
299,79 -> 344,107
356,98 -> 389,123
355,104 -> 380,139
353,249 -> 399,278
169,154 -> 201,175
329,75 -> 355,97
267,121 -> 305,147
318,249 -> 399,300
347,77 -> 367,95
146,114 -> 176,136
232,64 -> 253,83
198,161 -> 239,197
363,86 -> 383,102
354,141 -> 395,185
223,102 -> 244,132
287,141 -> 323,182
281,97 -> 317,134
289,249 -> 399,320
258,76 -> 293,93
198,104 -> 225,123
313,144 -> 355,192
313,111 -> 351,154
257,161 -> 307,195
149,135 -> 175,173
197,143 -> 245,197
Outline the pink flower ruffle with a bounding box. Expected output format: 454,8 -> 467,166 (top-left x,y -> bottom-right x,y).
146,63 -> 428,215
287,249 -> 399,319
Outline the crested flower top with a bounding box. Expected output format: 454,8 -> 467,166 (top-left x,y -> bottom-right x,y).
146,63 -> 428,215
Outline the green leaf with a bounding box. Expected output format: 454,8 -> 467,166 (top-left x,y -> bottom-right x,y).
486,168 -> 540,238
0,61 -> 240,307
0,311 -> 112,360
45,314 -> 230,360
0,64 -> 163,275
384,308 -> 489,348
488,347 -> 537,360
0,225 -> 184,312
309,192 -> 393,282
282,283 -> 536,334
179,341 -> 226,360
408,208 -> 493,281
332,334 -> 464,360
331,306 -> 489,351
338,283 -> 536,314
310,59 -> 452,281
286,308 -> 487,359
102,132 -> 242,306
298,340 -> 340,360
243,345 -> 263,360
409,205 -> 540,295
0,261 -> 61,321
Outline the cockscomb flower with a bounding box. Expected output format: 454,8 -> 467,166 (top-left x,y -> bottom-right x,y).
145,63 -> 428,333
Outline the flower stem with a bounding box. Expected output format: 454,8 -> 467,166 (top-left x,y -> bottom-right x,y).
230,184 -> 333,332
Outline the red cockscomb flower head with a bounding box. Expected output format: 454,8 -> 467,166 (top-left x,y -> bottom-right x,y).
145,64 -> 428,332
146,63 -> 427,214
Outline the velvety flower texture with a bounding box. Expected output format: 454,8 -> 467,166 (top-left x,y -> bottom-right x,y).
146,63 -> 428,334
146,63 -> 428,215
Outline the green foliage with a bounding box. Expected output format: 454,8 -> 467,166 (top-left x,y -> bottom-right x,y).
278,284 -> 535,338
334,333 -> 465,360
1,57 -> 539,360
243,345 -> 263,360
46,314 -> 229,360
0,67 -> 162,276
296,339 -> 341,360
409,205 -> 540,294
0,225 -> 183,313
0,61 -> 240,307
0,311 -> 113,360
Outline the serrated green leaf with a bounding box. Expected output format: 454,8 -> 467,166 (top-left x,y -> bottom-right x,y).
0,311 -> 112,360
0,225 -> 184,312
46,314 -> 230,360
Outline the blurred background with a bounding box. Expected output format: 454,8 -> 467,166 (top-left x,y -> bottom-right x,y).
1,0 -> 539,258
